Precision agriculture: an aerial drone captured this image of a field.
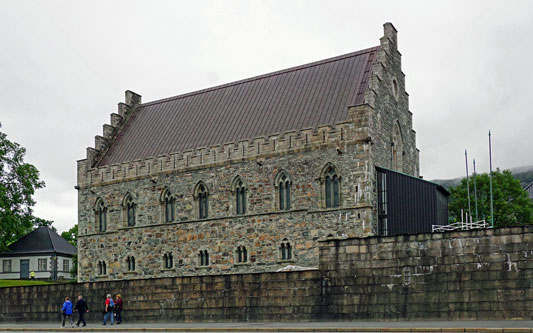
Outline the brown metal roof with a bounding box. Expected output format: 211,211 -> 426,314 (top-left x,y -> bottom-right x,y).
99,46 -> 378,166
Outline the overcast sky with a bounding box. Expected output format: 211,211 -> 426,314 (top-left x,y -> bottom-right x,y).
1,0 -> 532,232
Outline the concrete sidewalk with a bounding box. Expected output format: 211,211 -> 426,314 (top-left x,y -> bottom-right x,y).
0,321 -> 532,332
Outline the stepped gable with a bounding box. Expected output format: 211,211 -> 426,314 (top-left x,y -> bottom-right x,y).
98,47 -> 378,166
0,227 -> 77,256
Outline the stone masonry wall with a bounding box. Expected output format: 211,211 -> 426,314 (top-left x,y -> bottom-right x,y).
320,225 -> 533,320
77,141 -> 375,282
1,226 -> 532,322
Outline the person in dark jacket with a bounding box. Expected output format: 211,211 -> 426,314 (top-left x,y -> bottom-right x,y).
74,295 -> 89,327
115,294 -> 123,324
60,296 -> 74,328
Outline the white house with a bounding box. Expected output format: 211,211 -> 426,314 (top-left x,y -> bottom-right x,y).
0,227 -> 77,280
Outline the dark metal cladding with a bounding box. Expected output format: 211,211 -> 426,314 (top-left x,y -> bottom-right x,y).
376,167 -> 449,236
99,47 -> 379,166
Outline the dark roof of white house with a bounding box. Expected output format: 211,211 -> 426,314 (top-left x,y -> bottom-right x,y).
0,227 -> 77,257
99,47 -> 379,166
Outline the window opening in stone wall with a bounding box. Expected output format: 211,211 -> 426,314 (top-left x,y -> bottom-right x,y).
198,250 -> 209,266
63,259 -> 69,272
197,183 -> 209,219
96,199 -> 107,232
124,194 -> 136,226
392,78 -> 399,100
126,256 -> 135,271
391,122 -> 403,172
98,261 -> 107,275
38,258 -> 47,271
377,170 -> 388,236
234,178 -> 247,215
163,253 -> 173,269
164,190 -> 175,223
236,246 -> 248,263
325,166 -> 340,208
278,173 -> 291,211
280,239 -> 292,260
3,260 -> 11,272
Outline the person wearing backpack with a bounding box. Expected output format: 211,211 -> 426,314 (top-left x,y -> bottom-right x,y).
102,294 -> 115,325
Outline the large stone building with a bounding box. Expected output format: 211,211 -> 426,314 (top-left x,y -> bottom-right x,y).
77,23 -> 430,282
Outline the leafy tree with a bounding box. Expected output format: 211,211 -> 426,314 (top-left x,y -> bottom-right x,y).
61,224 -> 77,247
0,127 -> 45,251
449,169 -> 533,227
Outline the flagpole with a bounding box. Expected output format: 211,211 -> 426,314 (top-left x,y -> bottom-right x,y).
473,158 -> 479,221
489,130 -> 494,227
465,150 -> 472,220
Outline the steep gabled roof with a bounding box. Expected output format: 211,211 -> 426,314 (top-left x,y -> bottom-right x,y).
99,47 -> 378,166
0,227 -> 77,257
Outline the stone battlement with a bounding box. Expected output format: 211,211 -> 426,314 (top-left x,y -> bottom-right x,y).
78,103 -> 373,188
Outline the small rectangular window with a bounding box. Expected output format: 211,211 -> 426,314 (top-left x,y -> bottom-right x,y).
63,259 -> 69,272
2,260 -> 11,273
38,258 -> 47,271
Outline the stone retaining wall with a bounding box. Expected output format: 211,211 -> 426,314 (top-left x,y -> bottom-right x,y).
1,226 -> 532,322
320,226 -> 533,320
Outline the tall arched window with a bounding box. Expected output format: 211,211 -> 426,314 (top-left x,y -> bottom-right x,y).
162,189 -> 175,223
275,171 -> 291,211
392,122 -> 403,172
233,177 -> 247,215
195,183 -> 209,219
123,194 -> 136,226
324,165 -> 340,208
95,199 -> 107,232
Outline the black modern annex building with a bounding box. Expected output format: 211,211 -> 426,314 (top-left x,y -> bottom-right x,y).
377,167 -> 449,236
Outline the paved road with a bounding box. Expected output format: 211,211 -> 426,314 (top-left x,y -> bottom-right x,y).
0,321 -> 532,332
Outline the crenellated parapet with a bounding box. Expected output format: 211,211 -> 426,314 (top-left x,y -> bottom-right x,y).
77,111 -> 373,188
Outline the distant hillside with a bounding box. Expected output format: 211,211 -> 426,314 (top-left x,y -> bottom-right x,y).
432,165 -> 533,190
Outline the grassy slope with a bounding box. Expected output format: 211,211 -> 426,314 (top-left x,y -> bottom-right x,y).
0,280 -> 54,287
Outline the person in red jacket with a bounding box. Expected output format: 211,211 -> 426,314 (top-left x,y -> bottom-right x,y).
115,294 -> 123,324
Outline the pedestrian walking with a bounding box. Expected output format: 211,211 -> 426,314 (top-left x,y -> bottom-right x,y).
102,294 -> 115,325
74,295 -> 89,327
29,270 -> 35,280
115,294 -> 123,324
60,297 -> 74,328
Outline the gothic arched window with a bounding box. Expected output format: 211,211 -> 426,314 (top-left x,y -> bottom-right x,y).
236,246 -> 248,264
126,256 -> 135,271
123,194 -> 136,226
198,250 -> 209,266
392,122 -> 403,172
276,172 -> 291,211
163,253 -> 173,269
162,189 -> 175,223
233,177 -> 247,215
195,183 -> 209,219
95,198 -> 107,232
280,239 -> 292,260
324,165 -> 340,208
